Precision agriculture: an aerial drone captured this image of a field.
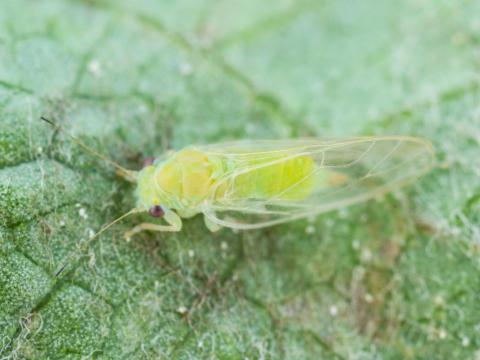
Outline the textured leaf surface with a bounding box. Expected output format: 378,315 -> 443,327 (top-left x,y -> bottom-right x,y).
1,0 -> 480,359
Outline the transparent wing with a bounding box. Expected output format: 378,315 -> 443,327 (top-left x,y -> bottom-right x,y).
199,137 -> 434,230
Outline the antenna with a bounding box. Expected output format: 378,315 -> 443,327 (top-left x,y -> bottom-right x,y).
55,207 -> 142,277
40,116 -> 137,182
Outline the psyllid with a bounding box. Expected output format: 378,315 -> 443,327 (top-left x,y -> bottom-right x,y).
41,117 -> 434,273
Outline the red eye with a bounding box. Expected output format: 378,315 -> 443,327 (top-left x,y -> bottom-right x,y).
149,205 -> 165,218
143,157 -> 155,168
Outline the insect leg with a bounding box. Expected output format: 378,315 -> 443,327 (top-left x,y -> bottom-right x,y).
177,209 -> 198,219
124,209 -> 182,240
204,214 -> 222,232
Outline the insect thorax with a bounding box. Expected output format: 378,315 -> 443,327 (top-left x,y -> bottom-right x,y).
135,148 -> 220,211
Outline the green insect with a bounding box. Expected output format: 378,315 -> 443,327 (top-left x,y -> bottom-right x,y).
41,117 -> 434,241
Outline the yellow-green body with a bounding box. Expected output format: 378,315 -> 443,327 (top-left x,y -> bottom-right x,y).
131,136 -> 433,233
136,148 -> 316,214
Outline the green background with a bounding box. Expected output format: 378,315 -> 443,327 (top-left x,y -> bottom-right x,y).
1,0 -> 480,358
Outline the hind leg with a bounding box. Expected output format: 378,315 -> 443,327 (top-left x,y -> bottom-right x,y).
204,215 -> 222,232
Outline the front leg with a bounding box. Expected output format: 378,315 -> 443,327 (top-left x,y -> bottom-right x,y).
124,209 -> 182,241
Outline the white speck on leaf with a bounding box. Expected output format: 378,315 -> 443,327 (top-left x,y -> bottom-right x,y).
88,60 -> 102,77
433,295 -> 444,306
329,305 -> 338,316
79,208 -> 88,220
305,225 -> 315,234
177,306 -> 188,314
361,248 -> 372,262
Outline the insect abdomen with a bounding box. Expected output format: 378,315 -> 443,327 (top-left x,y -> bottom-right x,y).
220,155 -> 315,201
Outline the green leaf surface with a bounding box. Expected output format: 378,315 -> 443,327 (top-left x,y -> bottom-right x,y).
1,0 -> 480,358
